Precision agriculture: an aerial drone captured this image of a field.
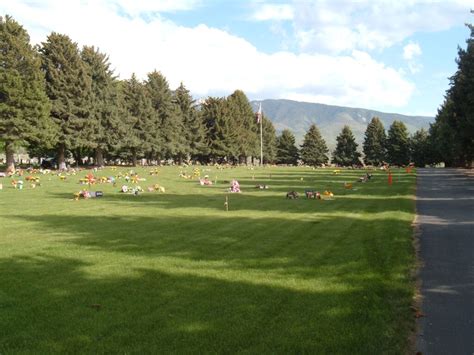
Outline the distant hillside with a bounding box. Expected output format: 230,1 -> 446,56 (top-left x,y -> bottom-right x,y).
251,99 -> 433,150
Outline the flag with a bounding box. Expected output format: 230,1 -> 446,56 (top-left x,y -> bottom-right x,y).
256,102 -> 262,124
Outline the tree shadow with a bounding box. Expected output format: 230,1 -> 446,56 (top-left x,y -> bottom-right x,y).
0,253 -> 412,353
8,213 -> 413,284
45,187 -> 415,216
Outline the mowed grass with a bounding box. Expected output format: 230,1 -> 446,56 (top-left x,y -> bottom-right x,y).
0,166 -> 416,353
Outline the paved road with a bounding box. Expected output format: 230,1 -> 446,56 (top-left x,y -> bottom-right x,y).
416,168 -> 474,355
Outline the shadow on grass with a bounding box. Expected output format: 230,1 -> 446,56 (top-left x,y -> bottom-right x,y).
0,253 -> 412,353
45,188 -> 415,216
8,213 -> 413,287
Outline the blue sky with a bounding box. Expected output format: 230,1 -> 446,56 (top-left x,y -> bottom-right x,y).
1,0 -> 472,117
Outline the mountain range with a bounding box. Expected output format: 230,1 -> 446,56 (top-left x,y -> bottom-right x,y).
251,99 -> 434,150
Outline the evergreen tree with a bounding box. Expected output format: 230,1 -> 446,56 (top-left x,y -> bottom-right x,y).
276,129 -> 299,165
145,71 -> 184,160
174,83 -> 207,161
201,96 -> 238,162
0,15 -> 52,172
363,117 -> 386,165
227,90 -> 258,162
386,120 -> 410,166
39,32 -> 92,169
429,98 -> 462,166
332,125 -> 360,166
443,13 -> 474,166
120,74 -> 155,166
261,115 -> 277,164
300,124 -> 329,166
410,128 -> 430,167
81,45 -> 120,166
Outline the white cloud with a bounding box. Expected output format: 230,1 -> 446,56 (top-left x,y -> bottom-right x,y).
1,0 -> 415,111
403,42 -> 422,74
403,42 -> 422,60
112,0 -> 201,14
291,0 -> 471,54
251,4 -> 294,21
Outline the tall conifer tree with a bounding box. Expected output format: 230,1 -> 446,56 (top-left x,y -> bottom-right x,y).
444,14 -> 474,165
174,83 -> 207,161
145,71 -> 184,160
387,121 -> 410,166
227,90 -> 258,162
300,124 -> 328,166
276,129 -> 299,165
120,74 -> 155,166
0,15 -> 52,172
40,32 -> 92,169
202,97 -> 238,162
363,117 -> 386,165
410,128 -> 430,167
81,46 -> 119,166
332,126 -> 361,166
262,115 -> 277,163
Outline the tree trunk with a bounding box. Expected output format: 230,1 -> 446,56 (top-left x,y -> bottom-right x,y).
5,141 -> 15,173
58,144 -> 67,170
72,148 -> 82,167
131,148 -> 137,167
95,148 -> 105,167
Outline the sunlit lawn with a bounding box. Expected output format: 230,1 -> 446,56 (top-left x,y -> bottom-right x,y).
0,165 -> 416,353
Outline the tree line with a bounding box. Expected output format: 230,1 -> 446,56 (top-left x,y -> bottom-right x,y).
423,12 -> 474,167
1,14 -> 472,170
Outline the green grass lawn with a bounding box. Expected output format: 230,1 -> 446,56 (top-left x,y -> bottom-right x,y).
0,166 -> 416,353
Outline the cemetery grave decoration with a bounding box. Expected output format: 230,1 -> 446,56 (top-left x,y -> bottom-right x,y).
229,179 -> 241,193
11,179 -> 24,189
147,184 -> 165,193
149,168 -> 159,176
305,190 -> 319,199
73,190 -> 103,200
199,175 -> 213,186
179,171 -> 192,179
25,176 -> 40,183
358,173 -> 373,183
286,191 -> 299,199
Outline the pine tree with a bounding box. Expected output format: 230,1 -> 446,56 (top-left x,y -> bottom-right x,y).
410,128 -> 430,167
145,71 -> 184,160
81,45 -> 120,166
227,90 -> 258,163
332,126 -> 360,166
363,117 -> 386,166
262,115 -> 277,163
429,98 -> 462,166
276,129 -> 299,165
174,83 -> 207,162
39,32 -> 92,169
387,120 -> 410,166
120,74 -> 155,166
202,97 -> 239,162
300,124 -> 329,166
444,13 -> 474,166
0,15 -> 52,172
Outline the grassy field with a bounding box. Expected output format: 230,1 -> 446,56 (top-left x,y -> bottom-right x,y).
0,166 -> 416,353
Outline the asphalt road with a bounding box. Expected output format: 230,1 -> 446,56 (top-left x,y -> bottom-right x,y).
416,168 -> 474,355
